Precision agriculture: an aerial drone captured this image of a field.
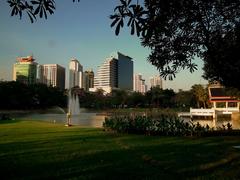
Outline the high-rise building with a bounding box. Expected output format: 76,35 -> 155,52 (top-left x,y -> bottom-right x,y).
13,56 -> 37,84
84,69 -> 94,91
36,64 -> 43,83
92,57 -> 118,93
134,74 -> 147,93
92,52 -> 133,93
69,58 -> 83,89
116,52 -> 133,90
150,75 -> 163,89
42,64 -> 65,90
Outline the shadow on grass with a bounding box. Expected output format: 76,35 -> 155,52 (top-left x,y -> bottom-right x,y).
0,119 -> 21,124
1,132 -> 240,179
1,119 -> 240,179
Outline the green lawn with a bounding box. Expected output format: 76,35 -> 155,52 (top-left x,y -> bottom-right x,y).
1,120 -> 240,179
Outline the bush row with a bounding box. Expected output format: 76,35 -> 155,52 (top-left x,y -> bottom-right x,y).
103,114 -> 236,136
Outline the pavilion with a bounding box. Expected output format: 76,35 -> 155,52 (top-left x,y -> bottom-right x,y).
208,84 -> 240,113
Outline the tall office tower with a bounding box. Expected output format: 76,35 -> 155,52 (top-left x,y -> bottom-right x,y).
92,52 -> 133,93
134,74 -> 147,93
150,75 -> 163,89
84,69 -> 94,91
13,56 -> 37,84
69,58 -> 83,89
93,57 -> 118,93
115,52 -> 133,91
42,64 -> 65,90
36,64 -> 43,83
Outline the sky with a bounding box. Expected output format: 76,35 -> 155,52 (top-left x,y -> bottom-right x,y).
0,0 -> 207,91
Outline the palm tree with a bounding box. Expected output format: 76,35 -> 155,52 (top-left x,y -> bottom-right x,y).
191,84 -> 209,108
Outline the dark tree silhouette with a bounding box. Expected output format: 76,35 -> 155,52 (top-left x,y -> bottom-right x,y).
202,25 -> 240,89
7,0 -> 80,23
110,0 -> 240,85
0,81 -> 67,109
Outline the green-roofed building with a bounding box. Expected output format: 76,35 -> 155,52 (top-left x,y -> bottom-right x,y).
13,56 -> 37,85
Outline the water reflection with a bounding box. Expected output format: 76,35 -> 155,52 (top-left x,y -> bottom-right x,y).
182,113 -> 240,129
15,110 -> 106,128
8,109 -> 240,129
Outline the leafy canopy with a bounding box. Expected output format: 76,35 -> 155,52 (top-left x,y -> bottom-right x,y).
7,0 -> 80,23
202,25 -> 240,89
110,0 -> 240,82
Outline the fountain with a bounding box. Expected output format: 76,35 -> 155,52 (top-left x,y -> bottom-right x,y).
66,89 -> 80,126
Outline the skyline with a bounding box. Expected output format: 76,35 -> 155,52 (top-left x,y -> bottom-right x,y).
0,1 -> 207,91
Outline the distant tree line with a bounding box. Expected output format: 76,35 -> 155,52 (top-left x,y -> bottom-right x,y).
76,86 -> 210,110
0,81 -> 213,110
0,81 -> 67,110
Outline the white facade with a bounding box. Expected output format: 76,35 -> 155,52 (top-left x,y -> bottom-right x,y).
150,75 -> 163,89
69,58 -> 83,89
92,52 -> 133,94
134,74 -> 147,93
42,64 -> 65,90
93,58 -> 118,93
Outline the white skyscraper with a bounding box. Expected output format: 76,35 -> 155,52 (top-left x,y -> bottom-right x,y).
150,75 -> 163,89
134,74 -> 147,93
42,64 -> 65,90
69,58 -> 83,89
92,57 -> 118,93
91,52 -> 133,93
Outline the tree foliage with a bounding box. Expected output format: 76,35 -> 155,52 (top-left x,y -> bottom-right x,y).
191,84 -> 209,108
7,0 -> 80,23
202,25 -> 240,89
0,81 -> 67,109
110,0 -> 240,85
174,90 -> 195,110
0,81 -> 204,110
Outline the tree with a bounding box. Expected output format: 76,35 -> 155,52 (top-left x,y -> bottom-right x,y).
110,0 -> 240,85
0,81 -> 67,109
191,84 -> 209,108
202,25 -> 240,89
174,90 -> 195,110
145,87 -> 175,108
7,0 -> 80,23
127,91 -> 146,107
111,89 -> 128,108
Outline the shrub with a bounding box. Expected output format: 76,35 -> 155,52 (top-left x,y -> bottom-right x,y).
103,113 -> 235,136
0,113 -> 12,121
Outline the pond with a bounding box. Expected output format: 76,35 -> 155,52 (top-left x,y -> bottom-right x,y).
3,108 -> 240,129
8,108 -> 107,128
181,114 -> 240,130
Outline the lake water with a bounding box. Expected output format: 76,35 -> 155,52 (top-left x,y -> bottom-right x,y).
10,108 -> 106,128
5,108 -> 240,129
181,114 -> 240,130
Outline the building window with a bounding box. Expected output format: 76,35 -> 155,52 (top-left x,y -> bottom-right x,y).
216,102 -> 226,108
228,102 -> 238,108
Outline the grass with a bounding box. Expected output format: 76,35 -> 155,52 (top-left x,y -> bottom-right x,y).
1,120 -> 240,179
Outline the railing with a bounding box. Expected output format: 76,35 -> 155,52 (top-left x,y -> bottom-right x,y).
190,108 -> 216,118
178,108 -> 235,119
